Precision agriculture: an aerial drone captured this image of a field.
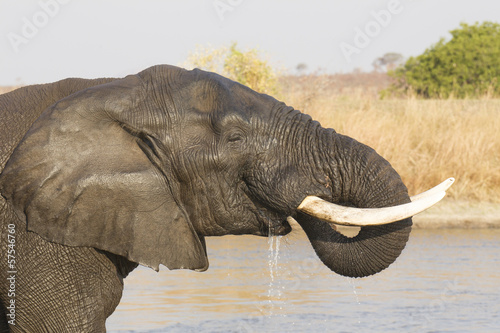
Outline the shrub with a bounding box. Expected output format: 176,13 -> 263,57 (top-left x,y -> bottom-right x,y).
385,21 -> 500,98
184,42 -> 280,95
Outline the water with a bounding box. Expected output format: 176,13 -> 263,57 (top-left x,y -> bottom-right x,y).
107,228 -> 500,332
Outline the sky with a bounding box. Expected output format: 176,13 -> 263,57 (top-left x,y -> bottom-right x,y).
1,0 -> 499,86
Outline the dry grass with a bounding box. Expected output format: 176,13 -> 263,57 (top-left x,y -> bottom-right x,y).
0,86 -> 19,95
282,74 -> 500,203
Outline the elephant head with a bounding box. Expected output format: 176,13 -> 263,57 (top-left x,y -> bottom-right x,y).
0,65 -> 451,277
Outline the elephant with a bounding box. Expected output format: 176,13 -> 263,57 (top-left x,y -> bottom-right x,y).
0,64 -> 452,331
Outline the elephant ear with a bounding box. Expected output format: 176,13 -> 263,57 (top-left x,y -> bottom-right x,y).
0,74 -> 209,272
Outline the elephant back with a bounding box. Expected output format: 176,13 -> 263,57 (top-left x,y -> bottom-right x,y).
0,78 -> 115,173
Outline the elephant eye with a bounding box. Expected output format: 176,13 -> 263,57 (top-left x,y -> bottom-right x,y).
228,133 -> 243,143
225,130 -> 247,148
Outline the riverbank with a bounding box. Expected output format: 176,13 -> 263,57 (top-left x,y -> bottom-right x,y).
412,199 -> 500,229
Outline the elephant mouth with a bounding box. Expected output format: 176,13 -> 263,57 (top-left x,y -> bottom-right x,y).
255,208 -> 292,236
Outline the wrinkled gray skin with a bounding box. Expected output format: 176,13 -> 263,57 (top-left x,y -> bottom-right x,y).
0,65 -> 412,331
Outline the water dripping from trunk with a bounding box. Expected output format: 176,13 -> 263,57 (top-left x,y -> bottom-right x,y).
348,278 -> 362,325
267,234 -> 282,315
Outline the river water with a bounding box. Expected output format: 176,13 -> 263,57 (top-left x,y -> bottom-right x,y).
107,228 -> 500,332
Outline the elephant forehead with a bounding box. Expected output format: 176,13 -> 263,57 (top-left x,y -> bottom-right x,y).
176,76 -> 232,113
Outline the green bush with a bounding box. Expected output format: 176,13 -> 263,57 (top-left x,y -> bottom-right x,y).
385,21 -> 500,98
184,42 -> 280,95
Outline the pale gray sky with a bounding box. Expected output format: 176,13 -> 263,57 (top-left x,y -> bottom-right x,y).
1,0 -> 499,85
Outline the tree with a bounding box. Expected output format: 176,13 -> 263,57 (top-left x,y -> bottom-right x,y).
372,53 -> 404,72
296,63 -> 308,74
385,21 -> 500,98
184,42 -> 280,95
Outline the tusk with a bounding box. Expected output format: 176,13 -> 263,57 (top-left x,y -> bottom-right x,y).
298,192 -> 445,226
297,178 -> 454,227
410,178 -> 455,201
288,216 -> 361,238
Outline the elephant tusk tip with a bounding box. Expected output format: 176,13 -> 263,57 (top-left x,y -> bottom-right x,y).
410,177 -> 455,202
443,177 -> 455,190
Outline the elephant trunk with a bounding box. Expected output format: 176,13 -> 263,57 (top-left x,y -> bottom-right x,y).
295,133 -> 413,278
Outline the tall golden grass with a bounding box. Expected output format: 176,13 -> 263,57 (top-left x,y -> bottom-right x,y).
282,75 -> 500,203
